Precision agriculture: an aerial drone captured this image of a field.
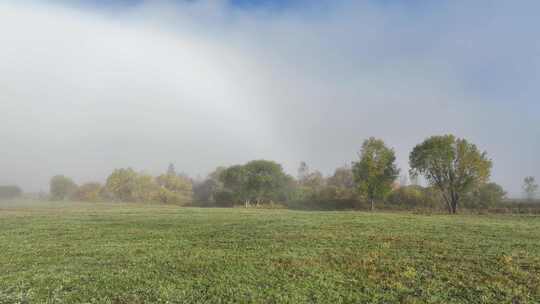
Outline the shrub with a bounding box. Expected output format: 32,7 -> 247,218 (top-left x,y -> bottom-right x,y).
74,183 -> 102,202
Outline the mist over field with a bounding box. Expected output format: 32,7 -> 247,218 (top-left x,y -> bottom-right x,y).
0,0 -> 539,196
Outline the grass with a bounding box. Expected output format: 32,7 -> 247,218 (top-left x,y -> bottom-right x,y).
1,200 -> 539,303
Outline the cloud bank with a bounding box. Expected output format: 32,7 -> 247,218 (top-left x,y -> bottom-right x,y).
0,0 -> 538,196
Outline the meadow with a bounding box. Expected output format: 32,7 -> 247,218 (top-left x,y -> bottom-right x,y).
1,201 -> 539,303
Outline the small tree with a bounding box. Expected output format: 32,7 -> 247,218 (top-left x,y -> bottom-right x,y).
523,176 -> 539,201
353,138 -> 400,211
50,175 -> 78,201
409,135 -> 492,214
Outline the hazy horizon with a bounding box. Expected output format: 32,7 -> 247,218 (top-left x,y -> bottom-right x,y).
1,0 -> 539,197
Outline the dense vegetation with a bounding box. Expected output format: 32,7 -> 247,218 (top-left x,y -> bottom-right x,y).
0,201 -> 538,303
43,134 -> 538,213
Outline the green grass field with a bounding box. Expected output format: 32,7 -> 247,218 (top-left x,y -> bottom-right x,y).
1,201 -> 539,303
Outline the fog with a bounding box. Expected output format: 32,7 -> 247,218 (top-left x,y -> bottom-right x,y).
0,0 -> 538,196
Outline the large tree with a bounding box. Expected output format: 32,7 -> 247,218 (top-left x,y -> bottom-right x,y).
244,160 -> 290,206
219,160 -> 291,207
409,135 -> 492,214
353,138 -> 400,211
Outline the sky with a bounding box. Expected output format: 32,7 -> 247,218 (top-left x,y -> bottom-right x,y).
0,0 -> 539,197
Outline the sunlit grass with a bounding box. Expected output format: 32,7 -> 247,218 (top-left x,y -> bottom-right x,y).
1,201 -> 539,303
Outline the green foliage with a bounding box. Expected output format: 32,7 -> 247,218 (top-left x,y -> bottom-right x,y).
409,135 -> 492,214
1,203 -> 539,303
463,182 -> 507,209
74,182 -> 102,202
105,168 -> 139,202
244,160 -> 292,204
353,138 -> 400,210
49,175 -> 78,201
386,185 -> 439,209
219,160 -> 292,206
326,166 -> 356,200
132,173 -> 160,203
0,185 -> 22,200
156,172 -> 193,205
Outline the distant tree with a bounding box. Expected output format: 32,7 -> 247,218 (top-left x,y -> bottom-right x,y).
167,163 -> 177,176
463,182 -> 506,209
327,166 -> 355,189
105,168 -> 138,202
353,138 -> 400,211
325,166 -> 356,201
523,176 -> 539,201
244,160 -> 291,206
219,160 -> 291,207
74,182 -> 102,202
295,162 -> 326,201
50,175 -> 78,201
0,185 -> 22,200
409,135 -> 492,214
193,167 -> 226,205
156,167 -> 193,205
132,173 -> 160,203
220,165 -> 249,206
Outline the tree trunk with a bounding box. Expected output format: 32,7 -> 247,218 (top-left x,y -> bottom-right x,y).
370,199 -> 374,211
450,197 -> 458,214
245,200 -> 250,208
441,193 -> 453,214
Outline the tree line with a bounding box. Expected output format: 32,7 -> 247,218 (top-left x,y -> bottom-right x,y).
45,134 -> 538,214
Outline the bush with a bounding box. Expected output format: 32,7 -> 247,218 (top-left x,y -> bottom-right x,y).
386,185 -> 439,209
74,183 -> 102,202
462,183 -> 506,209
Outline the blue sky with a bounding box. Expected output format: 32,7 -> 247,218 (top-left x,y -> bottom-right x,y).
0,0 -> 538,196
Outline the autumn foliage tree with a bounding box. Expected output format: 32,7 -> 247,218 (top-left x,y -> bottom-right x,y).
409,135 -> 492,214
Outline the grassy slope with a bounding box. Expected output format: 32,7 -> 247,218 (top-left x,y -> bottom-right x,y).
0,201 -> 539,303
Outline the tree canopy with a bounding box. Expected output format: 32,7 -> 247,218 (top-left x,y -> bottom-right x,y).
409,135 -> 492,214
219,160 -> 291,206
50,175 -> 78,201
353,138 -> 400,210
